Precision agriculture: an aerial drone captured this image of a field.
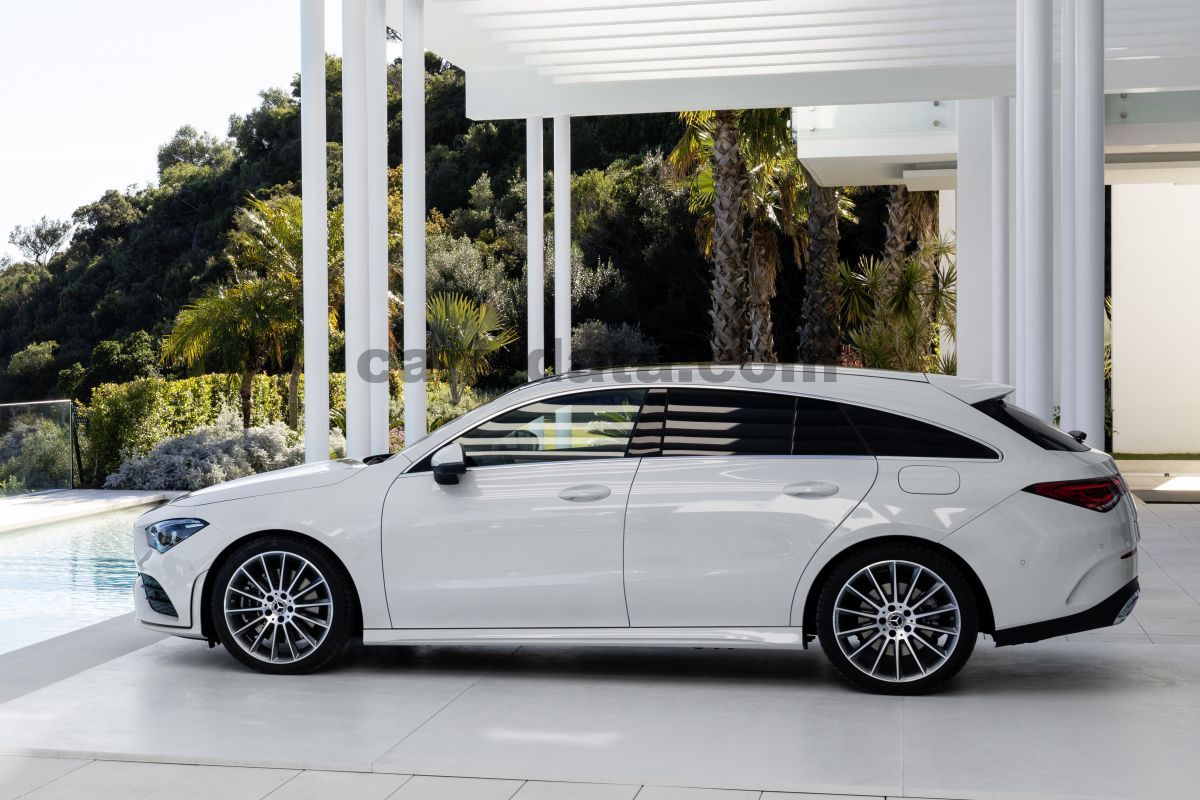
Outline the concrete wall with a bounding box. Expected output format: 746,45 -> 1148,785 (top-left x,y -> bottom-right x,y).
1111,184 -> 1200,453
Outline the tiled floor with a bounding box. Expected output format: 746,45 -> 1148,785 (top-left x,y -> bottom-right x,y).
1,499 -> 1197,800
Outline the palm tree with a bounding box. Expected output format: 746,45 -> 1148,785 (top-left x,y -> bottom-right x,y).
797,165 -> 846,365
835,236 -> 957,372
223,195 -> 344,429
668,108 -> 806,363
427,292 -> 517,405
162,278 -> 293,428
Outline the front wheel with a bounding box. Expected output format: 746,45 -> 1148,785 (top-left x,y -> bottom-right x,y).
816,544 -> 978,694
211,536 -> 356,674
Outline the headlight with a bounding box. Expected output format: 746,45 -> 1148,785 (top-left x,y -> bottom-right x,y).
146,518 -> 208,554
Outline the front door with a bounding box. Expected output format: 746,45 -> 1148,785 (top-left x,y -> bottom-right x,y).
382,388 -> 646,629
623,388 -> 878,627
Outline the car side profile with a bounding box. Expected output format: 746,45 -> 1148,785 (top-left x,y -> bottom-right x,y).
133,365 -> 1139,694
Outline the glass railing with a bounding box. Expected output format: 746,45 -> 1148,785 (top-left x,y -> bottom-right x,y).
0,400 -> 74,496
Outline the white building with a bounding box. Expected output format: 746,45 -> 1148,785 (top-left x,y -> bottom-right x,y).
299,0 -> 1200,460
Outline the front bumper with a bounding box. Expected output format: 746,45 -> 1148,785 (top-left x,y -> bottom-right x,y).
993,577 -> 1141,646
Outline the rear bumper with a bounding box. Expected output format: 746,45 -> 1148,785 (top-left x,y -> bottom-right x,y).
993,577 -> 1140,646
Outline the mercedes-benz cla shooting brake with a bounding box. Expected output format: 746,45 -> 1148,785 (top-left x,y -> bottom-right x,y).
134,366 -> 1139,694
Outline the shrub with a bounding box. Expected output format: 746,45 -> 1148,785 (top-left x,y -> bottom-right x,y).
571,320 -> 661,369
0,416 -> 72,491
103,408 -> 347,491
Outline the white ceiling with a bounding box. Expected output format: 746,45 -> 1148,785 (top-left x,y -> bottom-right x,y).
386,0 -> 1200,119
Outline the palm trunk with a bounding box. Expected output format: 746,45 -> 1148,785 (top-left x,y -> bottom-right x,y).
747,218 -> 779,363
797,166 -> 843,365
287,356 -> 301,431
709,110 -> 750,362
240,367 -> 255,430
883,185 -> 912,272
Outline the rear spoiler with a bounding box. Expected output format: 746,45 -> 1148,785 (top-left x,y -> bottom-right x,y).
926,374 -> 1014,405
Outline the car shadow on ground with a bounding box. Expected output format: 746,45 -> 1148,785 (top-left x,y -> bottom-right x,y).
183,635 -> 1144,698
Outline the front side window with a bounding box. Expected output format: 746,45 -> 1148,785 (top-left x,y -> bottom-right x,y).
455,389 -> 646,467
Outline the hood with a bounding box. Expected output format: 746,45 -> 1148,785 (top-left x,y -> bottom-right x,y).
171,459 -> 366,506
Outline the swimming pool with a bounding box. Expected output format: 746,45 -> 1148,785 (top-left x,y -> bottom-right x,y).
0,507 -> 143,655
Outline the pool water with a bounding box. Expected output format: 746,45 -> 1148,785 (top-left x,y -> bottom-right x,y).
0,508 -> 142,655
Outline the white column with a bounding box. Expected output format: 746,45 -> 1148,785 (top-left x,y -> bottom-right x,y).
1058,0 -> 1077,431
954,99 -> 994,382
991,96 -> 1012,386
553,115 -> 572,373
366,0 -> 389,454
1075,0 -> 1105,445
1016,0 -> 1054,420
402,0 -> 427,440
301,0 -> 329,463
526,117 -> 545,380
341,0 -> 371,460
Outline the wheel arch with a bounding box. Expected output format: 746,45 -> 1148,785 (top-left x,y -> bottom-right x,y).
199,529 -> 365,643
800,535 -> 996,638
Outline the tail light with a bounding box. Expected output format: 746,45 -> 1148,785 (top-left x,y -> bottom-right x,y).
1023,475 -> 1126,512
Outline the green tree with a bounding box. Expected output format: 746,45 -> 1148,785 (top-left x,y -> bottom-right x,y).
157,125 -> 236,177
797,166 -> 847,365
8,217 -> 71,266
835,237 -> 957,372
7,340 -> 57,377
162,279 -> 293,429
427,292 -> 516,405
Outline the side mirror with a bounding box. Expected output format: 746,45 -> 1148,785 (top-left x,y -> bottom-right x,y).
1068,430 -> 1087,444
431,442 -> 467,485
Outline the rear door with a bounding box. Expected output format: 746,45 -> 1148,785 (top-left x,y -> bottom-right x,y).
623,388 -> 878,627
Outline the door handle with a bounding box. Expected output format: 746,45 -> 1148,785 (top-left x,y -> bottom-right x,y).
558,484 -> 612,502
783,480 -> 840,498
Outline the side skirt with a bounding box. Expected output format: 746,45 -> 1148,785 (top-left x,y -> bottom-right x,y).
362,626 -> 807,649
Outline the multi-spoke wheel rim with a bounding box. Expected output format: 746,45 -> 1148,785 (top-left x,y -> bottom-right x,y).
223,551 -> 333,664
832,559 -> 961,684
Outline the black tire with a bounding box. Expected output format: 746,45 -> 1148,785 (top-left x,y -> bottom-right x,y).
211,535 -> 357,675
816,543 -> 978,695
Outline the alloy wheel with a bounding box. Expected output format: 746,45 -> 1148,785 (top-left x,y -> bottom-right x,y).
831,559 -> 963,684
222,550 -> 334,664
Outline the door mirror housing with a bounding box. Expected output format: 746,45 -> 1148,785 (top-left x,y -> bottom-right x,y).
431,442 -> 467,485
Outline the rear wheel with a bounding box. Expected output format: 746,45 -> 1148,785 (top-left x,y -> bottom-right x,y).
211,536 -> 356,674
816,544 -> 977,694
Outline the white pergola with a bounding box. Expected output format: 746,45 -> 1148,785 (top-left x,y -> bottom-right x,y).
299,0 -> 1200,461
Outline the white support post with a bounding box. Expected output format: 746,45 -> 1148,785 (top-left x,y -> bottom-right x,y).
1059,0 -> 1077,431
402,0 -> 427,441
342,0 -> 371,460
954,100 -> 994,382
1016,0 -> 1054,420
553,115 -> 572,374
366,0 -> 389,454
301,0 -> 329,463
526,117 -> 545,381
1075,0 -> 1105,446
991,96 -> 1012,386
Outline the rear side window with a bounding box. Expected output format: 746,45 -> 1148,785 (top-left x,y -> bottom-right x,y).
973,397 -> 1089,452
842,403 -> 998,459
794,396 -> 869,456
661,388 -> 794,456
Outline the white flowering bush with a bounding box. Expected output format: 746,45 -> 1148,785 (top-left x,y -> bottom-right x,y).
104,407 -> 346,491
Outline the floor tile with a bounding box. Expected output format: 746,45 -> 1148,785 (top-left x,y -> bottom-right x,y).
389,775 -> 523,799
1137,617 -> 1200,636
21,760 -> 189,800
263,770 -> 411,799
634,789 -> 760,800
0,639 -> 513,771
761,794 -> 882,800
374,647 -> 902,796
1147,634 -> 1200,645
513,781 -> 640,799
146,765 -> 297,800
0,756 -> 89,800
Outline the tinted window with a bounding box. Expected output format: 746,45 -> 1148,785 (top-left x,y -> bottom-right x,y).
456,389 -> 646,467
842,403 -> 998,459
973,397 -> 1089,452
661,388 -> 794,456
794,396 -> 870,456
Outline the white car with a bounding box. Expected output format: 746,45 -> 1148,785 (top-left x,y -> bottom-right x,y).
134,366 -> 1139,694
